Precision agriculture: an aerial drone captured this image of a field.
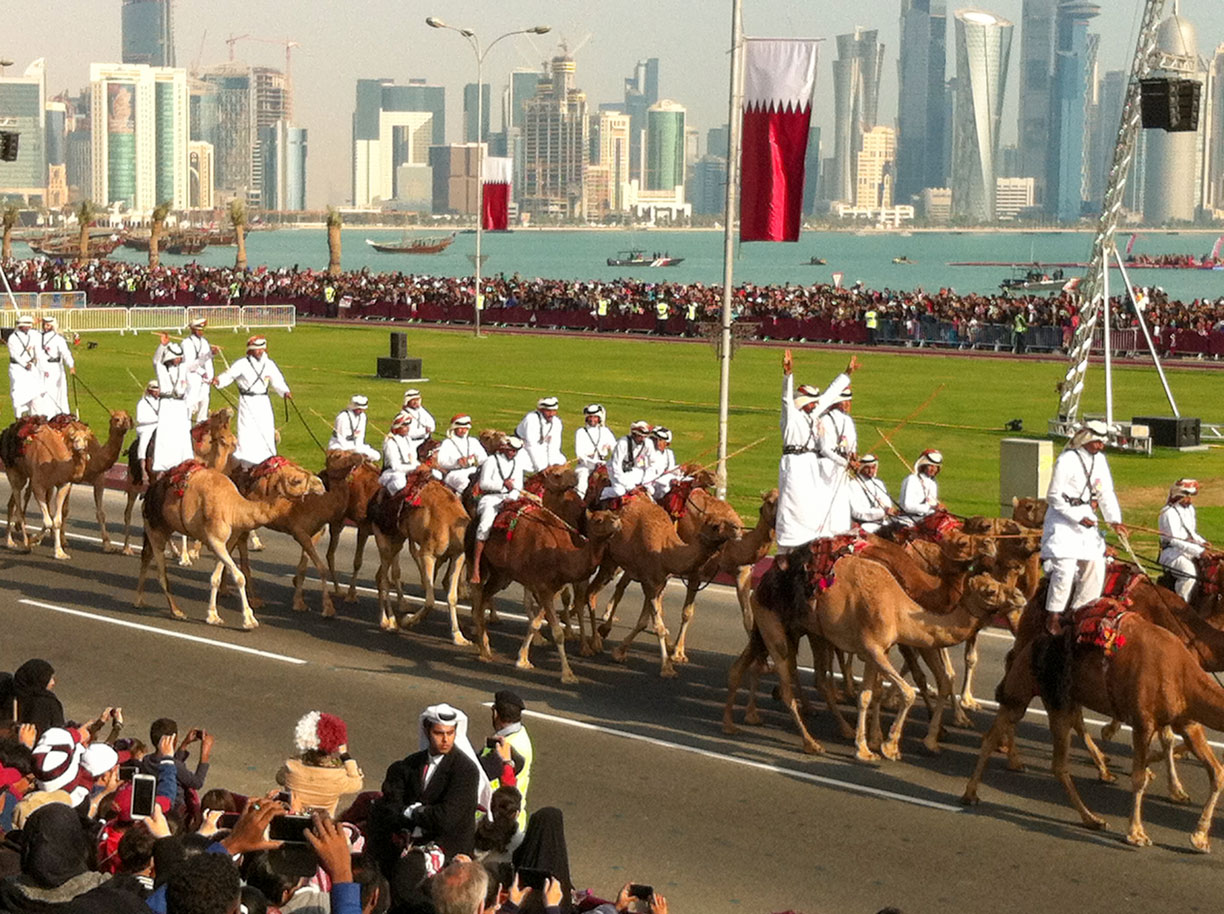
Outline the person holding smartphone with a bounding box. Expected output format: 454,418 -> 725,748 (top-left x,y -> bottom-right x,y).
139,718 -> 213,811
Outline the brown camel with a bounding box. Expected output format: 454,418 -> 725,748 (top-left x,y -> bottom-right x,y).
961,613 -> 1224,851
53,411 -> 134,553
581,493 -> 740,677
135,458 -> 321,628
120,409 -> 237,555
726,552 -> 1024,760
2,419 -> 93,559
315,452 -> 383,604
469,507 -> 621,683
370,470 -> 471,644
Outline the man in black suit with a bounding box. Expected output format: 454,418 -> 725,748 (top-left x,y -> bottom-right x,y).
370,703 -> 482,880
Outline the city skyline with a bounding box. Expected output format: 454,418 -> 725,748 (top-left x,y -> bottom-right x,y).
4,0 -> 1224,210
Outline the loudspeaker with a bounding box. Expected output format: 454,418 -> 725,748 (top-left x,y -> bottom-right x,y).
1140,78 -> 1202,132
390,332 -> 408,359
1171,79 -> 1201,132
377,356 -> 422,380
1132,415 -> 1200,449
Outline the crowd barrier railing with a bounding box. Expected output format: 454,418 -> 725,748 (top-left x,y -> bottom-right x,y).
186,306 -> 244,332
240,305 -> 297,330
0,301 -> 295,336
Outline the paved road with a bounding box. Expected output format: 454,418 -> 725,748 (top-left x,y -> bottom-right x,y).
4,484 -> 1224,911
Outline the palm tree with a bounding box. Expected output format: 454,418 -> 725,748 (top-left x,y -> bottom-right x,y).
229,198 -> 247,271
1,204 -> 18,262
326,205 -> 342,276
149,201 -> 171,270
76,200 -> 95,262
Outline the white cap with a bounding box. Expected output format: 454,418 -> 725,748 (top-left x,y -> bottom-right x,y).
1169,478 -> 1199,499
630,420 -> 652,434
403,388 -> 422,401
914,449 -> 943,471
652,427 -> 672,442
189,317 -> 207,329
32,728 -> 82,792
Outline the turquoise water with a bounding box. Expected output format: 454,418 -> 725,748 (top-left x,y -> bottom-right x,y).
28,228 -> 1224,302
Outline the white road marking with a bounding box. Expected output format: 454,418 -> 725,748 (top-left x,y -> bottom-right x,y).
16,598 -> 307,665
516,706 -> 963,813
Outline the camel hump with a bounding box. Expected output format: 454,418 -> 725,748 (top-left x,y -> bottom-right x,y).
0,416 -> 50,465
1031,629 -> 1077,712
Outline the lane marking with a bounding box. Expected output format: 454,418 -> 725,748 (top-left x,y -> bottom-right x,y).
17,598 -> 307,665
516,706 -> 963,813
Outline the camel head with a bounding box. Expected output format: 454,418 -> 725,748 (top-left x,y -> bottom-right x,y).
585,509 -> 622,542
64,425 -> 93,457
1011,496 -> 1047,529
960,573 -> 1027,620
758,489 -> 779,527
696,515 -> 741,548
207,407 -> 234,431
537,464 -> 577,492
260,459 -> 326,500
108,410 -> 135,433
682,464 -> 716,490
324,448 -> 367,478
478,428 -> 507,454
940,523 -> 998,567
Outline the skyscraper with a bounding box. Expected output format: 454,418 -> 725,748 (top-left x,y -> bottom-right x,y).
645,100 -> 685,192
1018,0 -> 1056,201
259,121 -> 306,211
200,62 -> 254,202
623,57 -> 659,182
463,83 -> 491,143
121,0 -> 175,68
1143,11 -> 1203,224
188,140 -> 213,208
803,125 -> 822,214
831,28 -> 885,204
1208,45 -> 1224,212
351,77 -> 445,206
951,9 -> 1014,222
0,59 -> 47,204
897,0 -> 948,201
591,110 -> 630,211
856,126 -> 897,208
505,68 -> 541,131
1047,2 -> 1100,221
522,54 -> 588,218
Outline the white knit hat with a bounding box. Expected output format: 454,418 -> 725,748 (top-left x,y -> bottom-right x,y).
32,728 -> 83,792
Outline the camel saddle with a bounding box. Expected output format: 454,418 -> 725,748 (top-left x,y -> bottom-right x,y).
1072,596 -> 1130,657
250,455 -> 292,480
397,467 -> 434,508
1101,560 -> 1147,601
803,533 -> 868,594
166,459 -> 207,498
896,510 -> 963,544
190,420 -> 211,449
598,487 -> 647,513
492,498 -> 541,542
1192,553 -> 1221,601
523,472 -> 548,498
13,415 -> 48,449
659,478 -> 699,521
47,414 -> 85,433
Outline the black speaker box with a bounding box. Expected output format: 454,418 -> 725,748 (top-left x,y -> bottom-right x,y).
390,332 -> 408,359
377,357 -> 422,380
1132,415 -> 1200,449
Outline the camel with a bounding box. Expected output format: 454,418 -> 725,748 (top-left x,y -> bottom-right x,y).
726,552 -> 1025,760
53,411 -> 134,553
469,506 -> 622,683
120,409 -> 237,555
135,458 -> 322,628
1,418 -> 93,559
316,452 -> 383,604
961,613 -> 1224,852
580,493 -> 740,677
369,469 -> 471,644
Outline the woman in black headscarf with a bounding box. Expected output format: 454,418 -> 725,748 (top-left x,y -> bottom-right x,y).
512,807 -> 573,914
12,660 -> 63,735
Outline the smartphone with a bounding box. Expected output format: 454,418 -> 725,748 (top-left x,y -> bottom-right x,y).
216,812 -> 241,830
118,764 -> 137,782
268,813 -> 313,844
628,884 -> 654,899
129,774 -> 157,819
275,791 -> 291,805
516,867 -> 551,892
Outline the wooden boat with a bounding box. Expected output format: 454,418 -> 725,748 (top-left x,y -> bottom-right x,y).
28,233 -> 122,258
606,249 -> 684,267
364,233 -> 455,254
163,234 -> 209,255
892,255 -> 916,265
805,256 -> 827,266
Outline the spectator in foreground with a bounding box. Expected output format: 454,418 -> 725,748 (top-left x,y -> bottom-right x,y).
11,660 -> 63,735
141,718 -> 212,811
277,711 -> 364,816
473,786 -> 523,866
483,691 -> 533,826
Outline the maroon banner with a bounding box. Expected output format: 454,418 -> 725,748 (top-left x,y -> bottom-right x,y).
739,104 -> 812,243
482,183 -> 509,231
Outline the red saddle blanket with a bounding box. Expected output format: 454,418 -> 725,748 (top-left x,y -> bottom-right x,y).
13,415 -> 48,451
803,533 -> 868,593
659,478 -> 698,521
492,498 -> 541,541
1196,554 -> 1221,600
1101,560 -> 1146,600
896,510 -> 962,544
250,455 -> 292,480
167,459 -> 207,497
599,487 -> 646,513
398,467 -> 434,507
47,414 -> 84,433
1073,597 -> 1129,657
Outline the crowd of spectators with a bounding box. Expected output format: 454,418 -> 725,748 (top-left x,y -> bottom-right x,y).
6,258 -> 1224,353
0,658 -> 672,914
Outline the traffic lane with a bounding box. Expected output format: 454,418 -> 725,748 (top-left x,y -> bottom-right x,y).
7,592 -> 1224,912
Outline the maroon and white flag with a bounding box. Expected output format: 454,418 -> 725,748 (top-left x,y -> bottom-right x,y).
739,39 -> 818,243
482,157 -> 512,231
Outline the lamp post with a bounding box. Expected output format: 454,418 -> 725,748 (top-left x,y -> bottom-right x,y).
426,17 -> 549,337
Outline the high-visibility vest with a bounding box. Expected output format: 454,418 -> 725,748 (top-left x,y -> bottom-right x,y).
656,301 -> 669,320
324,285 -> 336,303
596,299 -> 608,317
865,309 -> 878,329
686,302 -> 698,320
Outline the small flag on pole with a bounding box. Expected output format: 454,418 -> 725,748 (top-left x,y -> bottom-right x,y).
482,157 -> 513,231
739,39 -> 819,243
832,271 -> 844,289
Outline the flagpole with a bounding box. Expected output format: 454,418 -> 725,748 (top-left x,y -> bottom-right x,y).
716,0 -> 744,500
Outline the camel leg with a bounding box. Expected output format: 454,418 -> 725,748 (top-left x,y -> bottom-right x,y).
1049,706 -> 1108,831
813,640 -> 857,740
402,550 -> 436,629
584,560 -> 620,652
472,576 -> 503,663
373,533 -> 400,630
961,702 -> 1028,805
50,484 -> 72,560
1100,718 -> 1122,744
1159,725 -> 1191,803
94,479 -> 117,553
345,526 -> 371,603
670,578 -> 700,664
1125,723 -> 1157,846
207,534 -> 257,629
872,648 -> 917,761
298,531 -> 336,617
446,553 -> 470,646
917,648 -> 956,754
836,649 -> 857,701
1074,709 -> 1115,782
144,529 -> 187,621
611,589 -> 666,674
744,608 -> 822,753
723,636 -> 764,735
601,571 -> 631,630
29,485 -> 55,553
121,488 -> 138,555
960,634 -> 982,712
177,533 -> 193,567
234,535 -> 264,611
734,565 -> 754,634
1180,723 -> 1224,852
855,661 -> 883,762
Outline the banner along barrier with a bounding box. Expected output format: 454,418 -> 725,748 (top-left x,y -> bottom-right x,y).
4,292 -> 40,312
38,291 -> 88,309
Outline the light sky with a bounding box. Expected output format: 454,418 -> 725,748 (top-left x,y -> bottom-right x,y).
8,0 -> 1224,208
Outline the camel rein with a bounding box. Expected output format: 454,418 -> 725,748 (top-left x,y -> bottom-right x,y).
73,372 -> 111,413
288,396 -> 328,455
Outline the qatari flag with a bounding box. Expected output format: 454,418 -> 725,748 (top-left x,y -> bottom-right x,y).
482,157 -> 512,231
739,39 -> 818,243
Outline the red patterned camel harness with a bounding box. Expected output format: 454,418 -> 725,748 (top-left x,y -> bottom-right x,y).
1072,596 -> 1131,658
1195,553 -> 1221,602
397,466 -> 434,508
166,460 -> 207,498
803,533 -> 869,594
896,510 -> 962,544
598,486 -> 648,513
250,455 -> 293,482
190,420 -> 212,450
660,478 -> 699,521
10,415 -> 49,456
492,498 -> 544,542
47,414 -> 85,433
1101,560 -> 1147,602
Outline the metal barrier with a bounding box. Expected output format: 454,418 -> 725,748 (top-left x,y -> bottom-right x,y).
241,305 -> 296,330
187,306 -> 244,332
1089,327 -> 1143,356
127,307 -> 188,333
38,291 -> 88,309
63,308 -> 131,334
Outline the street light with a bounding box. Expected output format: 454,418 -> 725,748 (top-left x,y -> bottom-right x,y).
426,17 -> 550,336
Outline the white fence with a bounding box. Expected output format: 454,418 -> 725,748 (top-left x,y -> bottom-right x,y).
0,304 -> 295,335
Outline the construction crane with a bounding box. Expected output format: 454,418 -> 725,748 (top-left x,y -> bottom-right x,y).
224,35 -> 301,119
225,33 -> 250,61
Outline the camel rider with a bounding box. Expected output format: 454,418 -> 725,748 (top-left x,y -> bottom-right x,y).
181,318 -> 217,422
379,413 -> 419,495
328,395 -> 379,460
647,427 -> 687,500
1159,478 -> 1210,602
849,454 -> 895,534
134,379 -> 160,482
898,449 -> 944,525
395,389 -> 436,449
776,350 -> 858,552
8,314 -> 40,418
436,414 -> 487,494
574,403 -> 615,499
1041,419 -> 1126,635
212,336 -> 292,467
601,420 -> 655,500
471,435 -> 527,584
151,344 -> 194,474
515,396 -> 564,473
35,316 -> 75,418
814,382 -> 856,536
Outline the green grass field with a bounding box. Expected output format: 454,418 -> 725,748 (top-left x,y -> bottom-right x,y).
66,324 -> 1223,550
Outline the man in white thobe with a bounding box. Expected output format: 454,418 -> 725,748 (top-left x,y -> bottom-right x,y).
395,388 -> 436,450
1041,419 -> 1126,635
814,386 -> 857,536
647,427 -> 687,500
776,350 -> 858,551
8,314 -> 40,418
574,403 -> 616,499
34,316 -> 75,417
898,449 -> 944,525
379,414 -> 419,495
435,414 -> 487,494
1159,478 -> 1211,602
601,420 -> 655,500
515,396 -> 564,473
181,318 -> 216,422
212,336 -> 292,467
471,436 -> 526,583
849,454 -> 894,534
134,379 -> 160,482
328,394 -> 379,460
152,344 -> 194,474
